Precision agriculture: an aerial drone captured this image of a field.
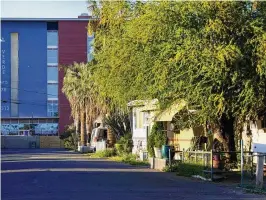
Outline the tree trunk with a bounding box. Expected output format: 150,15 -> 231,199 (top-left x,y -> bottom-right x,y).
85,105 -> 90,140
75,111 -> 79,135
219,113 -> 237,162
80,110 -> 86,146
107,126 -> 116,148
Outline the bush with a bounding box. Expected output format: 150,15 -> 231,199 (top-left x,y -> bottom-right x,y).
163,163 -> 180,172
115,133 -> 133,155
110,154 -> 149,166
148,122 -> 167,157
163,162 -> 205,177
104,112 -> 131,138
60,125 -> 79,150
90,149 -> 116,158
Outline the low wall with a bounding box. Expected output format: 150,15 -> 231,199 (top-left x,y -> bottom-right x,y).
1,136 -> 40,149
1,136 -> 64,149
149,158 -> 167,171
40,136 -> 64,148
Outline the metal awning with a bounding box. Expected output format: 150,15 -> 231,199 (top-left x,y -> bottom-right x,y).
155,100 -> 187,122
128,99 -> 159,111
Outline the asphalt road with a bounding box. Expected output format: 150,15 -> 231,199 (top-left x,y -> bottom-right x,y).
1,149 -> 265,200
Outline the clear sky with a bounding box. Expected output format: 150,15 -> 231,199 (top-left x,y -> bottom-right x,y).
1,0 -> 90,18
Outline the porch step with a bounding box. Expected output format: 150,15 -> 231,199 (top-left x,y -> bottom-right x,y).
203,169 -> 225,174
213,174 -> 225,181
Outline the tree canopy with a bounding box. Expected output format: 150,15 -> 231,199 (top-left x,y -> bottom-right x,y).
89,1 -> 266,124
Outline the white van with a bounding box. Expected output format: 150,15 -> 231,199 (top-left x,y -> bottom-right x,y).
90,127 -> 108,151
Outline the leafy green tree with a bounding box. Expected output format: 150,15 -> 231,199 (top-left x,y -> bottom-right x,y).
89,1 -> 266,159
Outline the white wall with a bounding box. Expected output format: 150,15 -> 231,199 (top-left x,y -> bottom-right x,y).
242,120 -> 266,152
132,107 -> 146,154
131,107 -> 158,154
251,121 -> 266,153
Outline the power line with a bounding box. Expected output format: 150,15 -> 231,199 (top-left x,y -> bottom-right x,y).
2,86 -> 59,97
1,99 -> 71,107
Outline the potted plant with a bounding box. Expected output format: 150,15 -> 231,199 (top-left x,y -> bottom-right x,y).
148,122 -> 167,158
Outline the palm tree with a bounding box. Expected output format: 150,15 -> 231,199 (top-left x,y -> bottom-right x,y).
63,62 -> 105,147
62,67 -> 80,135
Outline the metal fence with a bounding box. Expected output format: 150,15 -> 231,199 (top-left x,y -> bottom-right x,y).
170,148 -> 264,184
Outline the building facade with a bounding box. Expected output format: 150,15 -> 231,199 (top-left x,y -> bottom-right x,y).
1,16 -> 93,136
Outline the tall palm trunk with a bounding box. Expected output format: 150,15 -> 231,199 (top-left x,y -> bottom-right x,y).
85,104 -> 92,143
74,108 -> 80,135
80,108 -> 86,146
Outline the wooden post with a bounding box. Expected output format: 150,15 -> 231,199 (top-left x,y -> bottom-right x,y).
256,154 -> 264,188
182,148 -> 185,163
211,149 -> 213,181
202,152 -> 204,166
251,152 -> 254,178
240,139 -> 244,187
169,148 -> 171,166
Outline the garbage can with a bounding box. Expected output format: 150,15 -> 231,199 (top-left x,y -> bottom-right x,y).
29,141 -> 36,149
162,145 -> 170,159
213,154 -> 220,169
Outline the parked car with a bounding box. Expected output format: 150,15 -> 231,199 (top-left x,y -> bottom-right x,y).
90,127 -> 107,152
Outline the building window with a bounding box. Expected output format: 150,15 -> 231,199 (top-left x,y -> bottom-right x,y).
87,34 -> 94,62
134,110 -> 144,129
47,84 -> 58,99
47,30 -> 58,118
47,31 -> 58,47
47,49 -> 58,64
1,120 -> 58,135
47,100 -> 58,117
47,66 -> 58,83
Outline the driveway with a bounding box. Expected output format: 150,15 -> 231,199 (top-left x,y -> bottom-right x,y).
1,149 -> 264,200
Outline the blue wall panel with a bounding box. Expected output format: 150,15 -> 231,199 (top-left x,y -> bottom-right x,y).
1,21 -> 47,117
1,28 -> 11,117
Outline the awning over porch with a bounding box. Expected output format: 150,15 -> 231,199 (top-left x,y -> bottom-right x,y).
155,100 -> 187,122
127,99 -> 159,111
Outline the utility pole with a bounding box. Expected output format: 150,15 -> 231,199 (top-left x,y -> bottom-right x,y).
256,153 -> 264,188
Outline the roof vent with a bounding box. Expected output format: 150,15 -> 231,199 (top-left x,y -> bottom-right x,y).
78,13 -> 90,19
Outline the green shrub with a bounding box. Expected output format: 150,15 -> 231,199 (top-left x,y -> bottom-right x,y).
90,149 -> 116,158
163,163 -> 180,172
176,163 -> 205,177
240,184 -> 266,194
163,162 -> 205,177
60,125 -> 79,150
115,134 -> 133,155
148,122 -> 167,157
110,154 -> 149,166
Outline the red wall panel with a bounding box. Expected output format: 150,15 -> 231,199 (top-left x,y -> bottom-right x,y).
58,21 -> 88,134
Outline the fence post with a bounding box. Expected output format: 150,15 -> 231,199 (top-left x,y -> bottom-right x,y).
182,148 -> 185,163
256,154 -> 264,188
169,148 -> 171,167
251,152 -> 254,178
240,139 -> 243,187
202,152 -> 204,166
211,149 -> 213,181
195,152 -> 197,163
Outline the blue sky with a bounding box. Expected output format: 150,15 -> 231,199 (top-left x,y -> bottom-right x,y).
1,0 -> 90,18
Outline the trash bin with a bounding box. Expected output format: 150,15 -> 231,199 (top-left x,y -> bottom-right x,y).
29,141 -> 36,149
213,154 -> 220,169
162,145 -> 171,159
161,145 -> 175,160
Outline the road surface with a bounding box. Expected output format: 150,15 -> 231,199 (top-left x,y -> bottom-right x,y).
1,149 -> 264,200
